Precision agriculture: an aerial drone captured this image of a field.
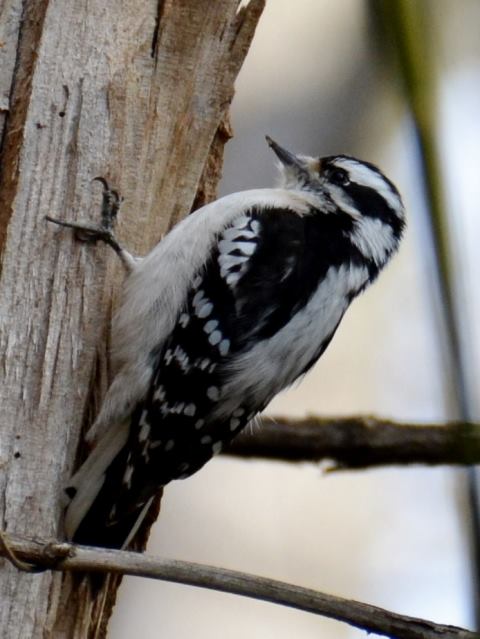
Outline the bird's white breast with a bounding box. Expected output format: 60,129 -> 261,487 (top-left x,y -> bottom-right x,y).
216,262 -> 370,418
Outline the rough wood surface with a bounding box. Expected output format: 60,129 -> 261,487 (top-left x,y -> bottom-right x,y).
0,1 -> 264,637
0,0 -> 23,141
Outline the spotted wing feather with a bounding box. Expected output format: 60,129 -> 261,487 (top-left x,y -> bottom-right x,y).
71,205 -> 372,547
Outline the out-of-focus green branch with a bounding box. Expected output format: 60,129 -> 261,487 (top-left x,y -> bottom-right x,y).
371,0 -> 466,412
224,415 -> 480,469
370,0 -> 479,624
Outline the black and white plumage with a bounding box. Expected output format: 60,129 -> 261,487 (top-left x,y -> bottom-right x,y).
62,137 -> 405,548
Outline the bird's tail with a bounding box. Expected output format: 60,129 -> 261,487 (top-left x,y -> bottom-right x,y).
64,421 -> 155,549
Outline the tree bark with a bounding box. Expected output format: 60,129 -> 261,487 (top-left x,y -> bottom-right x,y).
0,1 -> 264,637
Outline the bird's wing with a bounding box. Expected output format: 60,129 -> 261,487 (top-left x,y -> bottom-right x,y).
66,201 -> 369,547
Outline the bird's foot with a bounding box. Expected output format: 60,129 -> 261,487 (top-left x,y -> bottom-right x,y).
47,178 -> 137,271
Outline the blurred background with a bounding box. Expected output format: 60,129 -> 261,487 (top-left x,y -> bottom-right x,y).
110,0 -> 480,636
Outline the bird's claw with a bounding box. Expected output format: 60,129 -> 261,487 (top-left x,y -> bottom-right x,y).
46,177 -> 121,245
45,217 -> 113,245
47,177 -> 137,271
92,177 -> 121,232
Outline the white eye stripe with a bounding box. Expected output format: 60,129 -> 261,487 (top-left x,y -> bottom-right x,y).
326,185 -> 361,219
332,159 -> 403,216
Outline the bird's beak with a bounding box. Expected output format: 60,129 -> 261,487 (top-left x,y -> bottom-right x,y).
265,136 -> 304,171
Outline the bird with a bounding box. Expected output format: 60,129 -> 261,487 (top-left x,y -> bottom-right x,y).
48,136 -> 405,549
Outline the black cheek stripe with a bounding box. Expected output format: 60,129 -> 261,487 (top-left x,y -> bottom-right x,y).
345,182 -> 405,239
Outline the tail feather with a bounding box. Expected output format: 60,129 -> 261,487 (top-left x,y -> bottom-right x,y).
64,420 -> 161,549
68,447 -> 157,549
64,420 -> 129,542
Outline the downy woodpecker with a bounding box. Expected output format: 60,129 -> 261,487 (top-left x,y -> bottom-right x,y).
49,137 -> 405,548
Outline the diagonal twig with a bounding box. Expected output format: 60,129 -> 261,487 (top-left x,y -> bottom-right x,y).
0,531 -> 475,639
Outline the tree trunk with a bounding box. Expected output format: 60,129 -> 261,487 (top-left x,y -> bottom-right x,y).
0,1 -> 264,636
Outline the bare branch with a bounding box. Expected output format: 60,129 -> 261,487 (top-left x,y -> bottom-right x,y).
0,532 -> 474,639
223,416 -> 480,469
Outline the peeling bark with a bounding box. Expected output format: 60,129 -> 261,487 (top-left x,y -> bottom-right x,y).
0,1 -> 265,636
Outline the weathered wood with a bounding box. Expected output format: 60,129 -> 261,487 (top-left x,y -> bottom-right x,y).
0,0 -> 24,142
0,1 -> 264,637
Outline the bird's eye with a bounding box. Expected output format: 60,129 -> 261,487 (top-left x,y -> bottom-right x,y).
328,168 -> 349,186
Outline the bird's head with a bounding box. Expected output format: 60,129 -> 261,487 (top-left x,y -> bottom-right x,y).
266,136 -> 406,265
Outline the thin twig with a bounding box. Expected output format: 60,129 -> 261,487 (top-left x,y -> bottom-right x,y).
0,529 -> 44,573
0,532 -> 475,639
223,416 -> 480,469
